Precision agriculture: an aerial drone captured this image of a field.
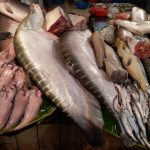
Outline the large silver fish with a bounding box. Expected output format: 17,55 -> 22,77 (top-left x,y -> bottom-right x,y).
14,4 -> 104,146
59,30 -> 136,146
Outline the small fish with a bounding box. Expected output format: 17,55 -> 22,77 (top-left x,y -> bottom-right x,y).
5,88 -> 30,130
115,39 -> 150,92
15,88 -> 42,130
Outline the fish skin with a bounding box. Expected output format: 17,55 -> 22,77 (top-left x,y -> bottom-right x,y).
5,88 -> 30,130
14,4 -> 104,146
0,0 -> 28,22
115,39 -> 150,92
132,7 -> 148,22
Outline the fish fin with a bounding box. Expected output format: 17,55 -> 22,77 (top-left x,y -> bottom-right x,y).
126,58 -> 132,66
4,4 -> 13,14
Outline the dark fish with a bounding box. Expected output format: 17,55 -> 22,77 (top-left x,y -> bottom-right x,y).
0,0 -> 28,22
14,4 -> 104,146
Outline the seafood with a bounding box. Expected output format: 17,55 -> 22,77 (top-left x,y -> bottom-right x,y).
0,14 -> 19,35
104,58 -> 128,83
0,64 -> 18,90
0,35 -> 16,63
68,14 -> 87,31
115,19 -> 150,35
142,58 -> 150,82
45,6 -> 71,35
0,0 -> 28,22
14,67 -> 26,91
15,88 -> 41,130
132,7 -> 148,22
127,36 -> 150,59
5,88 -> 30,129
14,4 -> 104,146
104,42 -> 128,83
91,31 -> 105,68
60,30 -> 136,145
115,39 -> 150,92
100,25 -> 115,45
115,28 -> 133,42
0,85 -> 16,129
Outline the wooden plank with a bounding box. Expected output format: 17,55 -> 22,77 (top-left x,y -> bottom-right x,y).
16,125 -> 39,150
60,123 -> 82,150
101,132 -> 121,150
38,123 -> 60,150
0,134 -> 18,150
81,134 -> 100,150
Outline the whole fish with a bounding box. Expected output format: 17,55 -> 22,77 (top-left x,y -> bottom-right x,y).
5,88 -> 30,130
115,19 -> 150,35
132,7 -> 148,22
14,4 -> 104,146
0,0 -> 28,22
0,85 -> 16,129
15,87 -> 41,130
115,39 -> 150,92
59,29 -> 136,146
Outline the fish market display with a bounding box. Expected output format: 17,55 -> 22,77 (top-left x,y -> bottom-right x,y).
14,4 -> 104,146
0,1 -> 150,149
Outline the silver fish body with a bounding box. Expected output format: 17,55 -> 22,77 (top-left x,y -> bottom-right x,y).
14,4 -> 104,146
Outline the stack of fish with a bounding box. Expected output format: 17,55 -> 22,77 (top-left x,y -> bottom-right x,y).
0,32 -> 43,132
1,0 -> 150,148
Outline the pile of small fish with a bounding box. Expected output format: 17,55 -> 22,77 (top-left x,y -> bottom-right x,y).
0,33 -> 42,132
2,0 -> 150,148
90,6 -> 150,148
